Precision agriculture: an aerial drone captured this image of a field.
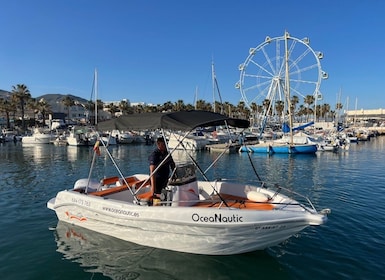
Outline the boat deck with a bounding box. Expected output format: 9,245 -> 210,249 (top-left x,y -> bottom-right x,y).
83,176 -> 274,210
193,194 -> 274,210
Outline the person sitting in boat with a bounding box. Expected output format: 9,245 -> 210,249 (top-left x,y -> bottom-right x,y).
148,137 -> 175,198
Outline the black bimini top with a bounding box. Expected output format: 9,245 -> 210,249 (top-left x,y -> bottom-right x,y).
97,110 -> 250,131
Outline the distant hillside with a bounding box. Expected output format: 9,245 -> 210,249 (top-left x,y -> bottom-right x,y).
0,91 -> 89,111
35,94 -> 90,112
38,93 -> 88,103
0,89 -> 11,99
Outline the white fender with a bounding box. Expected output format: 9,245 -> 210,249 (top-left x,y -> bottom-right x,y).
247,191 -> 270,202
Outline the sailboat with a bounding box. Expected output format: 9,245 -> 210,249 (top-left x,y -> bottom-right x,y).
240,32 -> 318,154
205,61 -> 242,153
66,70 -> 99,146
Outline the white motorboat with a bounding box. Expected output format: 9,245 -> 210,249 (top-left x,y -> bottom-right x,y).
66,126 -> 97,146
21,128 -> 55,144
110,129 -> 134,144
47,111 -> 329,255
1,129 -> 21,142
167,131 -> 211,150
100,132 -> 118,145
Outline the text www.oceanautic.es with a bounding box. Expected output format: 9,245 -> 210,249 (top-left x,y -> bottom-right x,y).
102,206 -> 139,217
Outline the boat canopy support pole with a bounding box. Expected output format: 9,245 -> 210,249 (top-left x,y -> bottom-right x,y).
85,146 -> 98,193
97,135 -> 139,203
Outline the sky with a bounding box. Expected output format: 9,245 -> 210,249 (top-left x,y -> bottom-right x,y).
1,0 -> 384,110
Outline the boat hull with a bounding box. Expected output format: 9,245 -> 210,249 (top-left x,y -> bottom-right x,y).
240,143 -> 317,154
47,183 -> 326,255
22,135 -> 54,144
168,134 -> 210,150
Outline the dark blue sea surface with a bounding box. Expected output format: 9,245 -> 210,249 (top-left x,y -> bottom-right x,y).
0,137 -> 384,280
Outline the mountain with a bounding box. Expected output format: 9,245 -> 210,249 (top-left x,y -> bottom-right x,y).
0,89 -> 12,99
34,94 -> 89,111
0,91 -> 89,112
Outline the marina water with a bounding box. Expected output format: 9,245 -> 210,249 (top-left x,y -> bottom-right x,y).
0,137 -> 384,279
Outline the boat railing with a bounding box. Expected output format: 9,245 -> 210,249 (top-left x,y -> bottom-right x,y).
198,178 -> 320,213
268,183 -> 319,213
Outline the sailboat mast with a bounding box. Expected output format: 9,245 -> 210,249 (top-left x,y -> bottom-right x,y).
354,97 -> 358,127
284,31 -> 294,145
211,61 -> 216,113
211,61 -> 225,114
336,88 -> 342,127
94,69 -> 98,126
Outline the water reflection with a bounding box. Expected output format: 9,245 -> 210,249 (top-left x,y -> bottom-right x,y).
54,221 -> 288,280
67,145 -> 94,162
21,143 -> 55,164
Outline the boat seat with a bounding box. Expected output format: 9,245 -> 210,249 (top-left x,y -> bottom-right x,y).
194,193 -> 274,210
102,176 -> 139,187
91,178 -> 150,197
121,176 -> 141,186
91,185 -> 129,197
131,179 -> 150,189
101,176 -> 120,186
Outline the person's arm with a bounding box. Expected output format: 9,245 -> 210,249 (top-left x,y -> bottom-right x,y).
149,164 -> 156,195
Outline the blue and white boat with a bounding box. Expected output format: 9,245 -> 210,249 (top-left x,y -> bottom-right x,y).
240,142 -> 317,154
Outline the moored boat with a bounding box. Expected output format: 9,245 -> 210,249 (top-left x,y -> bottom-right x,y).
22,128 -> 55,144
66,126 -> 97,146
111,129 -> 135,144
167,131 -> 210,151
47,111 -> 329,255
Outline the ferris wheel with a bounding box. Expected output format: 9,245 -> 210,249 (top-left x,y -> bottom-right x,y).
235,31 -> 328,112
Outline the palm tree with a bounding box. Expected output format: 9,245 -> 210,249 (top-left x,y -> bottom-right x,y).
11,84 -> 31,131
275,100 -> 285,122
213,101 -> 224,113
162,101 -> 173,112
262,99 -> 271,115
304,95 -> 315,121
36,98 -> 52,127
222,102 -> 233,117
195,99 -> 207,111
119,100 -> 132,115
321,103 -> 331,121
132,103 -> 144,114
249,102 -> 260,127
62,95 -> 75,123
290,95 -> 299,121
173,100 -> 185,111
297,105 -> 306,122
0,98 -> 16,129
185,103 -> 195,111
106,103 -> 119,118
236,101 -> 249,119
